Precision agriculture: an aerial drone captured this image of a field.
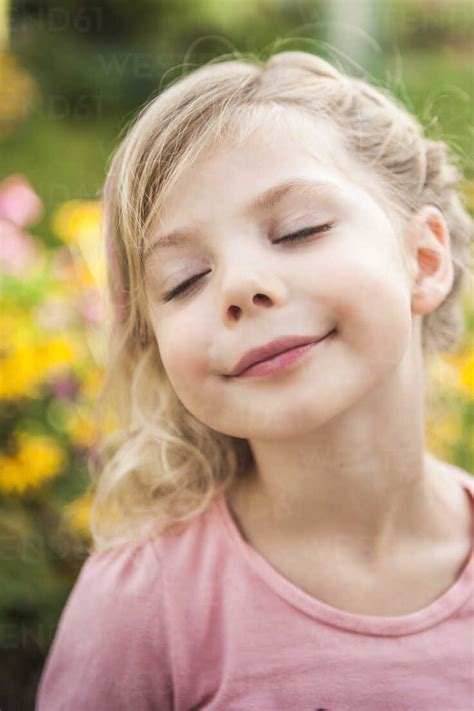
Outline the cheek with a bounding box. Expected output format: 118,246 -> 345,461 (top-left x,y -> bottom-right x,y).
337,247 -> 413,362
154,320 -> 212,398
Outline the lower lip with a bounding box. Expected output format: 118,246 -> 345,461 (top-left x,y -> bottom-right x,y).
234,330 -> 335,378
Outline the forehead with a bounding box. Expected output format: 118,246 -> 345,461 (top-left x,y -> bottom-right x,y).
149,106 -> 380,239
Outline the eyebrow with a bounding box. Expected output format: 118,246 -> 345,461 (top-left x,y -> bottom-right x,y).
144,177 -> 342,260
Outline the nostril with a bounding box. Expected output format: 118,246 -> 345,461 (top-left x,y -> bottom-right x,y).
253,293 -> 271,305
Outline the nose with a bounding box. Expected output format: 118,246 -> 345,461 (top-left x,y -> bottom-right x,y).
221,267 -> 287,321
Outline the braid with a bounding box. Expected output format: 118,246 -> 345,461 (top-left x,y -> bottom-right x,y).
417,138 -> 472,354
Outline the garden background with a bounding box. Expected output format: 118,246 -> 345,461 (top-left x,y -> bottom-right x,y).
0,0 -> 473,708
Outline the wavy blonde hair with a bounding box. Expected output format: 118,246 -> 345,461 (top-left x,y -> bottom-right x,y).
89,48 -> 473,554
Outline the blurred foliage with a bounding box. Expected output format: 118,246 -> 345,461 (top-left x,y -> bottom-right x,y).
378,0 -> 474,48
0,0 -> 473,708
0,51 -> 38,138
12,0 -> 325,115
0,160 -> 115,710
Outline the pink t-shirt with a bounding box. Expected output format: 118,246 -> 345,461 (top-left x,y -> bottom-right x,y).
36,461 -> 474,711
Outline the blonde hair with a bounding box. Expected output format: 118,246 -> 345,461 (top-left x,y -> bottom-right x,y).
89,49 -> 473,553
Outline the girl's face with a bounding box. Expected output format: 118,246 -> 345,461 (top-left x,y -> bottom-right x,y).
144,109 -> 416,439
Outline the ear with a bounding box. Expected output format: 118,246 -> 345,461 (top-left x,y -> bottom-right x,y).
406,205 -> 454,316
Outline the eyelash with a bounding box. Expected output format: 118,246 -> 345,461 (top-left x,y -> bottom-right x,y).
162,222 -> 334,302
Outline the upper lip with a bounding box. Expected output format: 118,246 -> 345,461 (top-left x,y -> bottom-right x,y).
228,330 -> 334,377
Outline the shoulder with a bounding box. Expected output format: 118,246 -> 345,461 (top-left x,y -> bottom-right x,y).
80,535 -> 164,600
55,537 -> 166,639
35,538 -> 172,710
435,456 -> 473,493
72,494 -> 229,609
35,496 -> 238,710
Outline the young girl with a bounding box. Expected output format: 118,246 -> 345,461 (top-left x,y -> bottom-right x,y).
36,50 -> 473,710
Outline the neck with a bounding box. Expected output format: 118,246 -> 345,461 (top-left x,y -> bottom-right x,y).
227,353 -> 466,568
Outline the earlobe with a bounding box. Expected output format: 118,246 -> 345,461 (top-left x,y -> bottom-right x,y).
409,205 -> 454,316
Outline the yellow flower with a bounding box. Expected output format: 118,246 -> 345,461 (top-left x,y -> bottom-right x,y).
52,200 -> 102,246
0,347 -> 40,399
36,339 -> 75,370
427,343 -> 474,400
458,351 -> 474,396
0,307 -> 31,353
63,492 -> 93,537
0,338 -> 76,400
0,433 -> 65,494
51,200 -> 106,291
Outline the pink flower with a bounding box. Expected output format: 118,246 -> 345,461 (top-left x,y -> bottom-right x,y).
0,174 -> 43,226
0,220 -> 39,275
0,174 -> 43,275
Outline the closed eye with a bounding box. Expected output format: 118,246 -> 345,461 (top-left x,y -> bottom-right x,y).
162,222 -> 334,302
273,221 -> 334,245
163,270 -> 212,302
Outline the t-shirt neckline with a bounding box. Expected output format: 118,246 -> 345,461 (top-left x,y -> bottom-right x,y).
216,464 -> 473,637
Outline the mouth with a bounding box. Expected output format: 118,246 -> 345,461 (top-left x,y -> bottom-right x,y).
228,329 -> 336,378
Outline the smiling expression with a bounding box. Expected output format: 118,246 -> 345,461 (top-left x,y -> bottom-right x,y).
144,108 -> 415,439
